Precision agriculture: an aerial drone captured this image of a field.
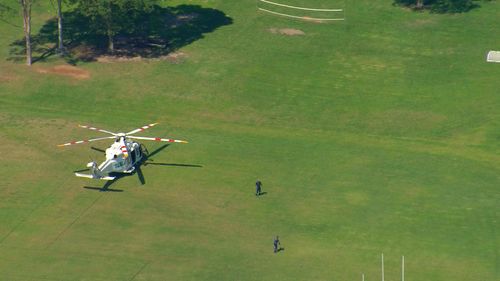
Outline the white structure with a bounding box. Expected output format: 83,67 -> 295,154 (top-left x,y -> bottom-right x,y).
402,256 -> 405,281
360,254 -> 405,281
381,253 -> 384,281
487,51 -> 500,63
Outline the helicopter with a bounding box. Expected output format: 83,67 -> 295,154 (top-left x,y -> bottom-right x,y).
58,123 -> 188,181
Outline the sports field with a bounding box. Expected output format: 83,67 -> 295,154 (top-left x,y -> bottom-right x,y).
0,0 -> 499,280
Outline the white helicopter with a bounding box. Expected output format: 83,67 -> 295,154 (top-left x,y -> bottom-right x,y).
58,123 -> 187,181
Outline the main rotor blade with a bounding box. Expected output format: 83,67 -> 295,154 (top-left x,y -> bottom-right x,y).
100,180 -> 117,192
146,144 -> 170,159
91,146 -> 106,153
145,162 -> 202,168
79,124 -> 117,136
84,186 -> 123,192
126,123 -> 158,135
74,168 -> 90,172
58,136 -> 115,147
128,136 -> 188,144
136,166 -> 146,185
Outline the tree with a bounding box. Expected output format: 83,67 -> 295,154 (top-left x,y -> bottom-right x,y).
431,0 -> 476,13
393,0 -> 477,12
56,0 -> 64,54
393,0 -> 432,8
19,0 -> 33,65
72,0 -> 155,53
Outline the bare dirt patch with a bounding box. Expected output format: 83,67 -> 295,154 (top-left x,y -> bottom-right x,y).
96,51 -> 187,64
96,56 -> 142,63
35,65 -> 90,80
269,28 -> 305,36
0,65 -> 19,83
0,73 -> 17,83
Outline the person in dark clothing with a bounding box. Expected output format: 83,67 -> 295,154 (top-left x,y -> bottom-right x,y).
273,236 -> 280,253
255,180 -> 262,196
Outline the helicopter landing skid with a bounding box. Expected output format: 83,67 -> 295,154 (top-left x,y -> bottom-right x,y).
123,166 -> 136,174
75,172 -> 116,181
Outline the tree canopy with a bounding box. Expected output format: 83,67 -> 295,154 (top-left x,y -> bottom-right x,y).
70,0 -> 156,51
393,0 -> 481,13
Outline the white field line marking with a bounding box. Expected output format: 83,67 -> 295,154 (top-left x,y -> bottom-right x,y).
259,0 -> 343,12
258,7 -> 345,21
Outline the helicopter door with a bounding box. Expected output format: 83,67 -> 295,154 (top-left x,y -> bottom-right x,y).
137,147 -> 142,160
131,148 -> 137,164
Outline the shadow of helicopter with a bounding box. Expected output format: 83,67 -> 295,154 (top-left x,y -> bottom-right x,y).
78,144 -> 202,192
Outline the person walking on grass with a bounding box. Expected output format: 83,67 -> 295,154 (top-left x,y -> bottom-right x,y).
255,180 -> 262,196
273,236 -> 280,253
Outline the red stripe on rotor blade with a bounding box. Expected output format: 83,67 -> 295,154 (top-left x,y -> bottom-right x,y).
155,138 -> 161,141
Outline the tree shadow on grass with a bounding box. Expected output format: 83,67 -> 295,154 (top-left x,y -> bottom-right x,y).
8,4 -> 233,64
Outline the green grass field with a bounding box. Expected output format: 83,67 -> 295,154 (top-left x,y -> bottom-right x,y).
0,0 -> 499,280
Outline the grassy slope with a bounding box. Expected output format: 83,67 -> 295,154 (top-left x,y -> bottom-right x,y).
0,0 -> 499,280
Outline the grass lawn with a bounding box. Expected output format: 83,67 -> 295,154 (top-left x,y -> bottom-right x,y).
0,0 -> 498,280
